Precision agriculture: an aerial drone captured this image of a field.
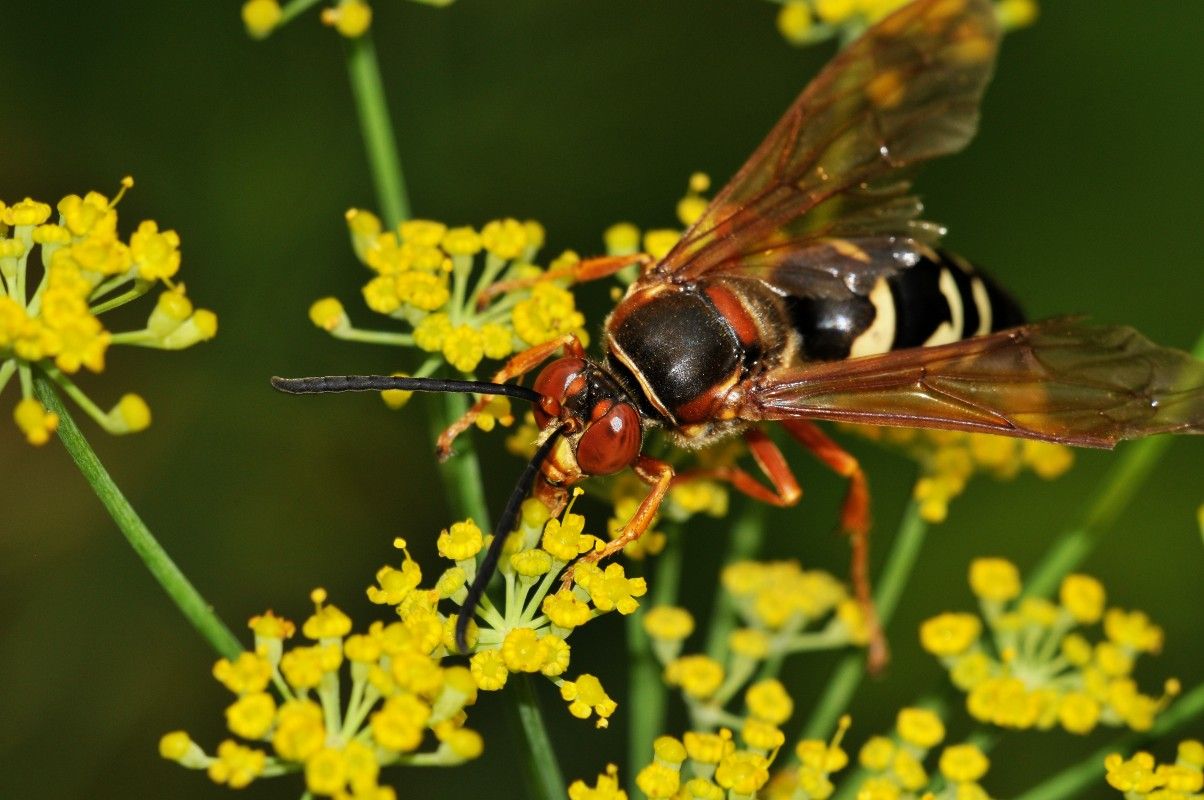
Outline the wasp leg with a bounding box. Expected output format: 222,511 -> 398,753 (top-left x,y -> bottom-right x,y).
671,427 -> 802,507
560,455 -> 674,588
435,334 -> 585,460
780,419 -> 886,673
476,253 -> 654,308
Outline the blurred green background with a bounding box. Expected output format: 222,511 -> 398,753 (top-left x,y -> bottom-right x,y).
1,1 -> 1201,797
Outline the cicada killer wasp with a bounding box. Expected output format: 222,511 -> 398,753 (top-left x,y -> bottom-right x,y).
274,0 -> 1204,667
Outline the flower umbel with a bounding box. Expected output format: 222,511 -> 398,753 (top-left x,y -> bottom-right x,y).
923,559 -> 1178,735
0,179 -> 216,444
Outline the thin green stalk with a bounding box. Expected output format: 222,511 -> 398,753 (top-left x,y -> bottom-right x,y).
705,502 -> 767,662
627,527 -> 684,795
345,33 -> 410,227
802,498 -> 929,741
1014,681 -> 1204,800
279,0 -> 323,25
34,376 -> 242,659
507,676 -> 567,800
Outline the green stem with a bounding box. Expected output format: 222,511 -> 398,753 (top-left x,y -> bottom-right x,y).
34,376 -> 242,659
426,392 -> 491,526
1025,329 -> 1204,598
507,676 -> 567,800
627,527 -> 684,795
1014,682 -> 1204,800
279,0 -> 323,25
802,499 -> 929,741
705,502 -> 767,663
345,32 -> 410,227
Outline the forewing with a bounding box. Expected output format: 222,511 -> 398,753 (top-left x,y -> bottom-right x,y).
747,319 -> 1204,447
659,0 -> 999,283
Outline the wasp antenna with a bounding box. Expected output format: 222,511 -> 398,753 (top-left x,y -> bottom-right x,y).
455,425 -> 563,653
270,375 -> 542,404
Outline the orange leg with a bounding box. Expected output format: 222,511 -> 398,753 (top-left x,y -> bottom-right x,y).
476,253 -> 654,307
780,419 -> 886,672
435,334 -> 584,460
561,455 -> 674,587
670,427 -> 802,507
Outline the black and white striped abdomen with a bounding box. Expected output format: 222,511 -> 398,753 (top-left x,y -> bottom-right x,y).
786,250 -> 1024,362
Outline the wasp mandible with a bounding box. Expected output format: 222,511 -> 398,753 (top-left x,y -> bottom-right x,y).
274,0 -> 1204,667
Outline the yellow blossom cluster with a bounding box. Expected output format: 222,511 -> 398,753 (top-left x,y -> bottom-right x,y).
921,558 -> 1178,735
848,425 -> 1074,523
0,180 -> 216,444
161,591 -> 484,796
1105,741 -> 1204,800
371,495 -> 642,728
307,211 -> 588,408
772,0 -> 1039,48
241,0 -> 455,40
769,709 -> 999,800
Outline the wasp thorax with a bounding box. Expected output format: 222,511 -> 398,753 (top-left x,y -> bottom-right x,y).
532,356 -> 642,476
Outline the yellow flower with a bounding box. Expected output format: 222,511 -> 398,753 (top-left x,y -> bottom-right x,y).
858,736 -> 895,771
441,226 -> 482,256
997,0 -> 1039,30
305,747 -> 348,795
469,649 -> 509,691
541,635 -> 571,677
129,220 -> 181,281
442,324 -> 485,373
322,0 -> 372,37
480,218 -> 528,260
728,628 -> 770,660
13,398 -> 59,446
1104,751 -> 1160,794
968,558 -> 1021,602
569,764 -> 628,800
665,655 -> 724,700
642,606 -> 695,642
745,679 -> 793,725
560,674 -> 617,728
920,612 -> 982,657
684,729 -> 734,765
642,230 -> 679,261
207,740 -> 266,789
1057,691 -> 1100,735
212,651 -> 272,694
636,763 -> 681,799
776,2 -> 814,45
501,628 -> 549,673
510,548 -> 553,577
938,744 -> 989,783
369,694 -> 430,753
896,707 -> 945,749
225,692 -> 276,739
512,283 -> 585,346
715,751 -> 770,795
438,519 -> 484,561
1104,608 -> 1164,653
604,222 -> 641,256
542,512 -> 590,561
542,589 -> 591,630
1059,574 -> 1106,623
241,0 -> 282,38
741,719 -> 785,751
575,562 -> 647,615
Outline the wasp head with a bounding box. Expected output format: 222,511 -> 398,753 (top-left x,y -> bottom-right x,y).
531,356 -> 643,480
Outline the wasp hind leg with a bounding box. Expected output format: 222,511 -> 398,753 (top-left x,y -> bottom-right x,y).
780,419 -> 886,672
435,334 -> 585,460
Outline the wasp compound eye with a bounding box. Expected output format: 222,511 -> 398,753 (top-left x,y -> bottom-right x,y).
532,356 -> 587,427
576,402 -> 641,475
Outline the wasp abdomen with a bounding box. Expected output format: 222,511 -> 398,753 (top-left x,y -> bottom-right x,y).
787,251 -> 1025,362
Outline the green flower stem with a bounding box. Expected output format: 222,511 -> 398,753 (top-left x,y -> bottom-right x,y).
1025,329 -> 1204,599
425,392 -> 490,527
90,283 -> 150,315
705,502 -> 767,662
279,0 -> 324,25
1014,681 -> 1204,800
628,528 -> 685,794
34,375 -> 242,660
41,364 -> 115,430
507,676 -> 567,800
330,327 -> 414,347
0,359 -> 15,394
345,32 -> 410,228
802,498 -> 929,741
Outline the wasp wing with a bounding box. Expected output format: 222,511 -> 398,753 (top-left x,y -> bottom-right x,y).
746,319 -> 1204,447
658,0 -> 999,284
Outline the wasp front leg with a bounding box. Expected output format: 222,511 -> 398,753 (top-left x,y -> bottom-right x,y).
435,334 -> 585,460
781,419 -> 885,672
560,455 -> 674,588
476,253 -> 654,308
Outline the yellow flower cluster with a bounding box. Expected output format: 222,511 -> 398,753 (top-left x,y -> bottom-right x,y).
1106,741 -> 1204,800
849,425 -> 1074,523
770,709 -> 998,800
640,559 -> 862,745
0,180 -> 215,444
772,0 -> 1039,48
921,558 -> 1178,735
242,0 -> 455,40
309,211 -> 588,399
161,592 -> 484,796
374,495 -> 640,728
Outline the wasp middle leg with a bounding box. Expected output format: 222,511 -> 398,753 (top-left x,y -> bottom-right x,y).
476,253 -> 654,307
669,427 -> 802,507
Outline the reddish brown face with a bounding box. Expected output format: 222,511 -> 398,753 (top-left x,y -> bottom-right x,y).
531,357 -> 642,476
